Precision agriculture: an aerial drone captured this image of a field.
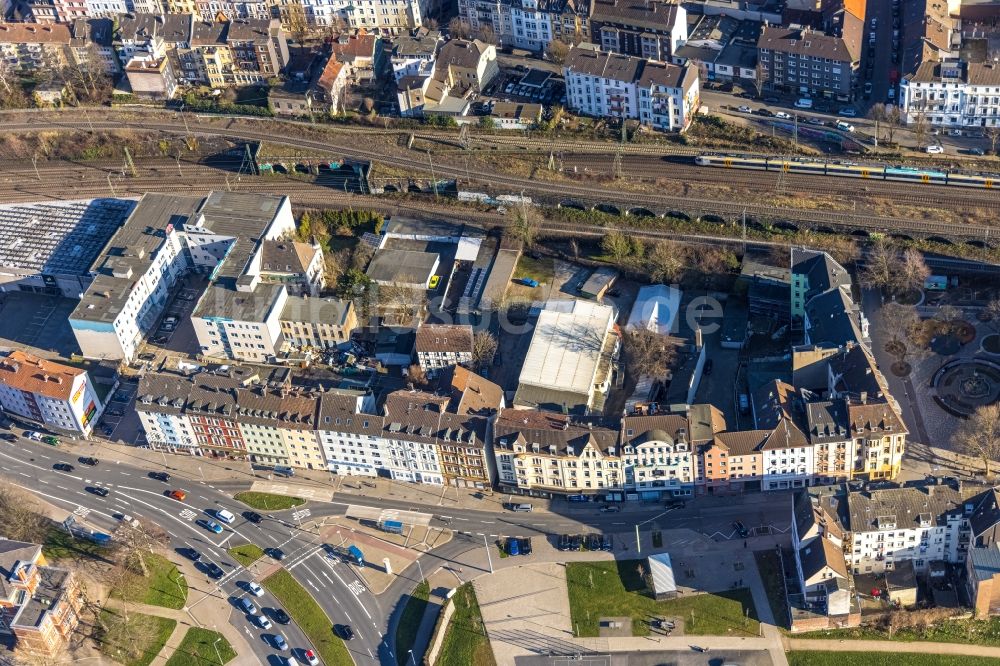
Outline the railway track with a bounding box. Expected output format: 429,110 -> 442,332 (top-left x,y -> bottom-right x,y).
0,118 -> 995,240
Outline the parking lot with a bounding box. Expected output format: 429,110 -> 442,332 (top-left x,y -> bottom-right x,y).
0,292 -> 80,357
481,65 -> 565,108
142,277 -> 207,359
98,377 -> 142,444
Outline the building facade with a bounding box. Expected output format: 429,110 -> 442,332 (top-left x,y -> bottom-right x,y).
0,351 -> 103,436
757,25 -> 858,101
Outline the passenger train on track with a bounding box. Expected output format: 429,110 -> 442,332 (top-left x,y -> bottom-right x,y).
693,153 -> 1000,189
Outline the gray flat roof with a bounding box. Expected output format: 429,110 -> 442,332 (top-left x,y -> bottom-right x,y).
71,193 -> 203,324
367,249 -> 439,285
0,198 -> 134,278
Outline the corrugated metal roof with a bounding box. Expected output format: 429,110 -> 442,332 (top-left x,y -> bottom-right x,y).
518,300 -> 614,396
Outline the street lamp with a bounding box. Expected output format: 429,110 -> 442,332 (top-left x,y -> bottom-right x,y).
408,649 -> 415,666
416,556 -> 424,583
483,533 -> 493,574
212,629 -> 223,665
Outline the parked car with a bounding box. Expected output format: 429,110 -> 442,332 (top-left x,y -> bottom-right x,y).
506,537 -> 520,556
733,521 -> 750,538
106,408 -> 124,417
601,535 -> 614,552
774,111 -> 791,119
969,147 -> 986,156
0,433 -> 15,442
756,108 -> 773,117
570,535 -> 584,551
737,105 -> 752,114
519,537 -> 532,555
586,534 -> 602,551
25,431 -> 41,441
558,534 -> 573,551
838,107 -> 857,117
42,435 -> 59,445
600,505 -> 621,513
926,145 -> 945,154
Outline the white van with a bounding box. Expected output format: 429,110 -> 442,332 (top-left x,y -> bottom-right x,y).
836,120 -> 855,132
216,508 -> 236,524
794,98 -> 813,109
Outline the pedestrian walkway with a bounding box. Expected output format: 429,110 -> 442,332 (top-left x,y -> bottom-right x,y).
788,638 -> 1000,658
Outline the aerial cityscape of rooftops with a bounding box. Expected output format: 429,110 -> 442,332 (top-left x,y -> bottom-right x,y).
2,0 -> 1000,664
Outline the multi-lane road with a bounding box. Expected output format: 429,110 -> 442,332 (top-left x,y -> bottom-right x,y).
0,428 -> 795,664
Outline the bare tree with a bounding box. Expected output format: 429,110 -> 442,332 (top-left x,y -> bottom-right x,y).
0,482 -> 51,543
912,111 -> 930,149
868,103 -> 887,143
547,40 -> 570,65
884,105 -> 902,146
504,201 -> 542,251
859,237 -> 897,293
377,283 -> 426,325
934,304 -> 963,327
622,328 -> 680,379
477,25 -> 497,45
953,403 -> 1000,479
751,59 -> 767,99
987,126 -> 1000,155
471,330 -> 498,369
113,519 -> 168,579
985,298 -> 1000,333
898,248 -> 931,295
448,17 -> 472,40
880,301 -> 919,359
601,230 -> 632,263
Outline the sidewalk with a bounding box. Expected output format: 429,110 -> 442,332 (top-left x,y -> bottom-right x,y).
787,638 -> 1000,658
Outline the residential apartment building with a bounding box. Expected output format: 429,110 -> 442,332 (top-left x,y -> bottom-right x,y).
456,0 -> 587,52
757,25 -> 859,101
0,351 -> 103,436
0,540 -> 83,660
589,0 -> 686,61
279,296 -> 358,350
846,484 -> 971,574
259,240 -> 324,296
0,23 -> 70,73
493,410 -> 621,495
414,324 -> 473,372
900,60 -> 1000,129
390,27 -> 441,81
564,46 -> 698,131
790,492 -> 853,619
619,414 -> 695,499
317,392 -> 384,477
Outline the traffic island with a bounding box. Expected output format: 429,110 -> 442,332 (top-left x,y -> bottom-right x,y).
393,579 -> 430,666
164,627 -> 237,666
233,491 -> 305,511
261,569 -> 352,666
227,543 -> 265,568
109,552 -> 188,610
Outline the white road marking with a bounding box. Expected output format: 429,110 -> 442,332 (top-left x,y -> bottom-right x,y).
219,533 -> 234,546
347,581 -> 364,596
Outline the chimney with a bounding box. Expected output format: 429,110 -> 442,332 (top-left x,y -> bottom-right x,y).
859,391 -> 867,403
695,327 -> 703,349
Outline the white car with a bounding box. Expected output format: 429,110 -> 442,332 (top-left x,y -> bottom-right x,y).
254,614 -> 272,630
26,431 -> 42,441
247,581 -> 264,597
215,508 -> 236,524
926,145 -> 945,154
774,111 -> 791,119
737,105 -> 753,114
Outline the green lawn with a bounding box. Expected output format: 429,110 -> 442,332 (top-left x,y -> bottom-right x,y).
566,560 -> 759,637
262,569 -> 352,666
395,580 -> 430,665
234,491 -> 305,511
436,583 -> 495,666
97,609 -> 176,666
110,553 -> 188,610
164,627 -> 237,666
797,615 -> 1000,646
514,254 -> 554,284
789,651 -> 1000,666
228,543 -> 265,568
753,550 -> 790,629
43,526 -> 113,561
